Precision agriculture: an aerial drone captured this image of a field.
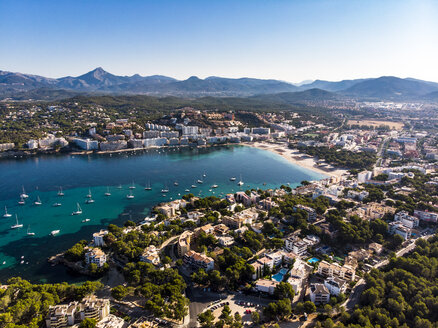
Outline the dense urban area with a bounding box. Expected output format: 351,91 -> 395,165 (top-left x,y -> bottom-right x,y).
0,94 -> 437,328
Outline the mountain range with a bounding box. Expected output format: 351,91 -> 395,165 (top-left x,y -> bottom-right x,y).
1,67 -> 438,102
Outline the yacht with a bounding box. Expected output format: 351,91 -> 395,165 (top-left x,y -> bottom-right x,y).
27,225 -> 35,236
85,198 -> 95,204
3,206 -> 12,218
144,181 -> 152,191
50,230 -> 60,236
34,196 -> 42,206
126,190 -> 135,199
197,179 -> 203,184
20,186 -> 29,198
81,218 -> 91,223
237,175 -> 244,186
52,202 -> 62,207
230,177 -> 236,181
72,203 -> 82,215
129,181 -> 136,189
86,188 -> 92,198
185,189 -> 190,192
174,181 -> 179,186
104,187 -> 111,196
11,214 -> 23,229
161,184 -> 169,193
18,196 -> 25,205
57,186 -> 64,196
191,184 -> 197,188
211,184 -> 218,189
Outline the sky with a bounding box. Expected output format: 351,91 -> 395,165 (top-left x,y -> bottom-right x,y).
1,0 -> 438,83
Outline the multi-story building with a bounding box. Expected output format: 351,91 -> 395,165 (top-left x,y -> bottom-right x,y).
182,126 -> 199,136
414,210 -> 438,223
255,279 -> 279,294
317,260 -> 356,281
251,127 -> 270,135
310,283 -> 330,304
293,204 -> 317,221
177,231 -> 193,257
394,211 -> 419,228
85,248 -> 107,267
183,250 -> 214,272
388,222 -> 411,240
285,237 -> 308,256
93,230 -> 108,247
324,277 -> 347,296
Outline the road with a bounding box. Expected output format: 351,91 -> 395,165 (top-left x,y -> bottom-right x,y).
343,233 -> 433,310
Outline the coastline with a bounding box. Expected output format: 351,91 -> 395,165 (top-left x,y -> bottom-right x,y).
242,141 -> 348,178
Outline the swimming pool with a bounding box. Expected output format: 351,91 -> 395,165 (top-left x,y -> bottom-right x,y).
272,268 -> 289,282
308,257 -> 320,264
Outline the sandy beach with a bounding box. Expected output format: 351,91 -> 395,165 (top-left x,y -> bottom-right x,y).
243,141 -> 348,178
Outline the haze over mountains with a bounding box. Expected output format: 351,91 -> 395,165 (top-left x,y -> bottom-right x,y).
1,67 -> 438,102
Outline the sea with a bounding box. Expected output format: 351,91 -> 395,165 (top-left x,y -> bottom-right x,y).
0,145 -> 325,283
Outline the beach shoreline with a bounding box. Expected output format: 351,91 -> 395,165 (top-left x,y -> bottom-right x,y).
242,141 -> 348,178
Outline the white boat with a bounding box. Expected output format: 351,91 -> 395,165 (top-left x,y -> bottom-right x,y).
161,184 -> 169,193
27,225 -> 35,236
237,175 -> 244,186
144,181 -> 152,191
20,186 -> 29,198
174,181 -> 179,186
230,177 -> 236,181
129,181 -> 136,189
85,198 -> 95,204
203,172 -> 207,177
185,189 -> 190,192
126,190 -> 135,199
81,218 -> 90,223
191,184 -> 197,188
117,184 -> 123,189
3,206 -> 12,218
34,196 -> 42,205
52,202 -> 62,207
104,187 -> 111,196
18,195 -> 25,205
57,186 -> 64,196
72,203 -> 82,215
50,230 -> 60,236
197,179 -> 203,184
211,184 -> 218,188
11,214 -> 23,229
86,188 -> 92,198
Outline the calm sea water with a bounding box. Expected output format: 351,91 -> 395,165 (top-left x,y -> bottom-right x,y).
0,145 -> 325,283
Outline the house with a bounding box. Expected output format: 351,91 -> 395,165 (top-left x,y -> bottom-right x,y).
324,277 -> 347,296
177,231 -> 193,257
251,262 -> 264,280
265,251 -> 284,267
259,198 -> 277,211
140,245 -> 161,266
195,224 -> 214,236
214,224 -> 229,235
303,235 -> 320,247
310,283 -> 330,304
368,242 -> 383,255
183,250 -> 214,272
93,230 -> 108,247
257,256 -> 274,270
85,248 -> 107,268
255,279 -> 279,294
217,236 -> 235,246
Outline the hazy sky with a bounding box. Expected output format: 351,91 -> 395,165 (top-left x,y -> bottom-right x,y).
1,0 -> 437,83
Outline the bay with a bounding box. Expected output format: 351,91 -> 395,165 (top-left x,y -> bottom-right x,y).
0,145 -> 325,283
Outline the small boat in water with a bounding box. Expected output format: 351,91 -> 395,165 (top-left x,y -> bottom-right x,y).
230,177 -> 236,181
50,230 -> 60,236
20,186 -> 29,198
52,202 -> 62,207
185,189 -> 190,192
34,196 -> 42,206
86,188 -> 92,198
237,175 -> 244,186
174,181 -> 179,186
144,181 -> 152,191
191,184 -> 197,188
126,190 -> 135,199
72,203 -> 82,215
85,198 -> 95,204
11,214 -> 23,229
81,218 -> 90,223
18,195 -> 25,205
3,206 -> 12,218
117,184 -> 123,189
104,187 -> 111,196
57,186 -> 64,196
161,184 -> 169,193
211,184 -> 218,188
197,179 -> 203,184
129,181 -> 136,189
27,225 -> 35,236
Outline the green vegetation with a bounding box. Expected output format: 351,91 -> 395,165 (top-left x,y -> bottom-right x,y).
0,277 -> 102,328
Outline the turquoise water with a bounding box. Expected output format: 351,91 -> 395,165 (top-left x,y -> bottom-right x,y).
0,146 -> 325,283
272,268 -> 289,282
308,257 -> 320,264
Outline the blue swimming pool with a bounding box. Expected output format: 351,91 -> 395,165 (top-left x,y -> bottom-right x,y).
308,257 -> 320,264
272,268 -> 289,282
